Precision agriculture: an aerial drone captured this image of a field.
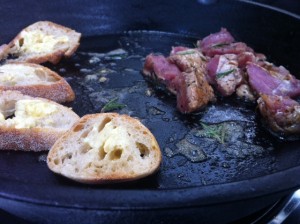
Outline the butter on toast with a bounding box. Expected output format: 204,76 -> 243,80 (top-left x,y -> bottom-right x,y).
47,113 -> 162,184
0,90 -> 79,151
0,21 -> 81,64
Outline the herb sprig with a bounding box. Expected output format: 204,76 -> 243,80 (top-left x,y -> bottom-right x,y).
197,122 -> 227,144
212,43 -> 230,48
176,50 -> 197,55
101,98 -> 126,112
216,69 -> 236,79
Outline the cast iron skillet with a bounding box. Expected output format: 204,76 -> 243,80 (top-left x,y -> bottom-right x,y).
0,0 -> 299,223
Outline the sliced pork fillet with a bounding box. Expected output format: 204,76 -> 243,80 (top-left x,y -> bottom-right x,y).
143,50 -> 215,114
247,63 -> 300,98
169,48 -> 207,72
198,28 -> 235,50
206,54 -> 243,96
201,42 -> 252,57
236,84 -> 256,101
258,94 -> 300,134
175,70 -> 215,113
143,54 -> 181,94
237,52 -> 257,69
170,46 -> 190,55
169,49 -> 215,113
197,28 -> 254,57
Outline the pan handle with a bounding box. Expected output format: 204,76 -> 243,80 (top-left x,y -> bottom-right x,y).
268,189 -> 300,224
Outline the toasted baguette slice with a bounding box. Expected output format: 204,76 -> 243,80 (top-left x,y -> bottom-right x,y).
47,113 -> 162,184
0,62 -> 75,103
0,21 -> 81,64
0,90 -> 80,151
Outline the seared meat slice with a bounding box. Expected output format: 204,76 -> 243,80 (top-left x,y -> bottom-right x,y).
247,63 -> 300,97
262,62 -> 292,80
237,52 -> 260,69
198,28 -> 254,57
205,55 -> 219,85
175,70 -> 215,113
169,48 -> 207,72
201,42 -> 252,58
170,46 -> 190,55
198,28 -> 267,68
206,54 -> 243,96
198,28 -> 235,50
142,28 -> 300,136
258,94 -> 300,134
169,49 -> 215,113
143,54 -> 181,94
236,84 -> 256,101
143,51 -> 214,113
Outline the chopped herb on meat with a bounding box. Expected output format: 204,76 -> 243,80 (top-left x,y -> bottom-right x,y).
142,27 -> 300,135
216,69 -> 236,79
212,43 -> 230,48
176,50 -> 197,55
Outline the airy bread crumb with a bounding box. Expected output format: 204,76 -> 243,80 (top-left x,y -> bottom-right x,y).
47,113 -> 162,184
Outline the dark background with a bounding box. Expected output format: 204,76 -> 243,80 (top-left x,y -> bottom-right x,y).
253,0 -> 300,15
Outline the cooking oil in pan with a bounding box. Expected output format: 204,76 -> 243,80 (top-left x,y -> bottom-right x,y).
46,31 -> 300,188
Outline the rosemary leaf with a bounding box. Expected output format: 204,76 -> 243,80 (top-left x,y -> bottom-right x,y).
176,50 -> 197,55
216,69 -> 236,79
101,98 -> 126,112
199,122 -> 226,144
212,43 -> 230,48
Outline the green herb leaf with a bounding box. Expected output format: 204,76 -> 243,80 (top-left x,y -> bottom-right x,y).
101,98 -> 126,112
212,43 -> 230,48
176,50 -> 197,55
216,69 -> 236,79
197,122 -> 227,144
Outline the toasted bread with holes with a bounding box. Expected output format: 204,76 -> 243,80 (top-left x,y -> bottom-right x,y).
47,113 -> 162,184
0,62 -> 75,103
0,21 -> 81,64
0,90 -> 79,151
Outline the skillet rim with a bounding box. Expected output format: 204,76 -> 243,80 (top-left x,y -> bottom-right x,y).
0,0 -> 299,211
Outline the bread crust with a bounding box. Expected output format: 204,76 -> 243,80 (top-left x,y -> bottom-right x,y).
0,126 -> 63,152
0,90 -> 80,151
0,62 -> 75,103
47,113 -> 162,184
0,21 -> 81,64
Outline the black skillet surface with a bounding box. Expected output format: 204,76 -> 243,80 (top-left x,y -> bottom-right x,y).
0,0 -> 300,223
